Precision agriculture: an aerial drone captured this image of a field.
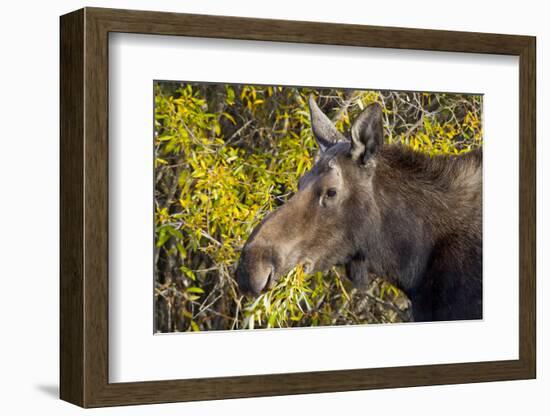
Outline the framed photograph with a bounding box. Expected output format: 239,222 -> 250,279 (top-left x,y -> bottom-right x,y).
60,7 -> 536,408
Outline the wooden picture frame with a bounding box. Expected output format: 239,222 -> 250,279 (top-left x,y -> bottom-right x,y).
60,7 -> 536,408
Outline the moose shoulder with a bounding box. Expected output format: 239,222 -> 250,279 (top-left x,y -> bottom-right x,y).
236,96 -> 482,322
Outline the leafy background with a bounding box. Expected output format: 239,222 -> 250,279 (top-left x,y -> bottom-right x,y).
154,82 -> 482,332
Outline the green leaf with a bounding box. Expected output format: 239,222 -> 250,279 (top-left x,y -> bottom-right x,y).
156,229 -> 170,248
221,112 -> 237,125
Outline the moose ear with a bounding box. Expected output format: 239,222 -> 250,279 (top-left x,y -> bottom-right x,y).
350,102 -> 384,164
308,95 -> 346,152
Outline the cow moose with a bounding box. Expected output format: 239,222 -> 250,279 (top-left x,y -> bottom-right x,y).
236,96 -> 482,322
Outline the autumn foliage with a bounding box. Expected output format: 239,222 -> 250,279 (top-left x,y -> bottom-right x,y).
154,82 -> 482,332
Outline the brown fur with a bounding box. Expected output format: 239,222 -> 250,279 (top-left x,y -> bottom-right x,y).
236,99 -> 482,322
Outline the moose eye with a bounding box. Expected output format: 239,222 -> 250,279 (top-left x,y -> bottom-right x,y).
326,188 -> 337,198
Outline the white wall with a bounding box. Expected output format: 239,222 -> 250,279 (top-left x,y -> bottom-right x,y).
0,0 -> 546,414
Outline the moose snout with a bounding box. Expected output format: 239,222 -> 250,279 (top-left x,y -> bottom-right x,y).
235,246 -> 277,296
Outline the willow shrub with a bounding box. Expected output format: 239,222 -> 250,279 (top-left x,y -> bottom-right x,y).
154,83 -> 482,332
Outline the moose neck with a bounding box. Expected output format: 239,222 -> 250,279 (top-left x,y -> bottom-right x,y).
353,144 -> 482,291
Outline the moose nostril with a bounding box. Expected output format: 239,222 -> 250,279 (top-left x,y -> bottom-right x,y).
235,260 -> 275,296
236,264 -> 252,295
235,244 -> 278,296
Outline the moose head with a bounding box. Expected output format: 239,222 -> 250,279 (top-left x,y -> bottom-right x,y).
236,96 -> 384,295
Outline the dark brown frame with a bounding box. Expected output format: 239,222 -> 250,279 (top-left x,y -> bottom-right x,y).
60,7 -> 536,408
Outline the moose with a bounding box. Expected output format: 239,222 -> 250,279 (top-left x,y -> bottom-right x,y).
236,96 -> 482,322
